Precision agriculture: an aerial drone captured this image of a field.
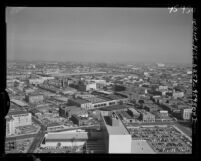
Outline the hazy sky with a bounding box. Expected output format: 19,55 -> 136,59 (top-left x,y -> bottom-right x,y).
6,7 -> 193,63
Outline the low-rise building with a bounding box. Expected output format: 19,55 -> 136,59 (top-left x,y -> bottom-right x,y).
40,130 -> 88,148
6,110 -> 32,136
71,114 -> 89,126
182,108 -> 192,120
25,93 -> 44,104
173,91 -> 184,99
68,98 -> 92,109
59,106 -> 88,118
139,110 -> 155,123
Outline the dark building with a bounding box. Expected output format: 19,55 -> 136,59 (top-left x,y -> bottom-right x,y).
71,114 -> 88,126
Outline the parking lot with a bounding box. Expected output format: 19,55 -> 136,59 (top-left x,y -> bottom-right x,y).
6,138 -> 34,153
128,125 -> 192,153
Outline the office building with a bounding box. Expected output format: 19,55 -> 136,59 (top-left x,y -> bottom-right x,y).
100,111 -> 132,153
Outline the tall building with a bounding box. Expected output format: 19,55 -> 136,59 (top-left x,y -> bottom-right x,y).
100,111 -> 132,153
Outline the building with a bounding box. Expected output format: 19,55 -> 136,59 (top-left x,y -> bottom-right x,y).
139,110 -> 155,123
59,106 -> 88,118
68,98 -> 92,109
6,116 -> 15,136
60,87 -> 77,95
127,108 -> 141,119
173,91 -> 184,99
28,78 -> 45,85
40,130 -> 88,148
100,111 -> 132,153
187,71 -> 192,75
182,108 -> 192,120
159,110 -> 168,117
11,99 -> 29,108
71,114 -> 88,126
158,85 -> 168,90
117,110 -> 137,123
154,111 -> 172,122
9,111 -> 32,127
78,81 -> 97,92
157,63 -> 165,67
24,87 -> 35,94
25,93 -> 44,104
6,111 -> 32,136
47,123 -> 65,132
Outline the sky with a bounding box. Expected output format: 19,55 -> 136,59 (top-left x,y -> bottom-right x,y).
6,7 -> 193,64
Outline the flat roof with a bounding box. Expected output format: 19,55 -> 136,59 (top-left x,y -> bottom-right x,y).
101,111 -> 130,135
53,96 -> 68,102
70,98 -> 90,104
11,99 -> 29,107
9,110 -> 29,116
99,105 -> 128,111
45,132 -> 88,140
84,97 -> 106,104
28,93 -> 44,96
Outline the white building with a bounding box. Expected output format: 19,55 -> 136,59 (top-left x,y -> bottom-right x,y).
173,91 -> 184,99
6,111 -> 32,136
101,111 -> 132,153
29,78 -> 45,85
182,108 -> 192,120
159,85 -> 168,90
6,116 -> 15,136
187,71 -> 192,75
157,63 -> 165,67
11,111 -> 32,127
40,130 -> 88,148
86,83 -> 97,91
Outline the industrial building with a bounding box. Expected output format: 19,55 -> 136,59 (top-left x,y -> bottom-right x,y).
40,130 -> 88,148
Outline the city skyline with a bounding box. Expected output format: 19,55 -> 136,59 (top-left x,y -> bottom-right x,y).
6,7 -> 193,64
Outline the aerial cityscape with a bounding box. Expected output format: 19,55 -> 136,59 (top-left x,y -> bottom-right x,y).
5,7 -> 193,154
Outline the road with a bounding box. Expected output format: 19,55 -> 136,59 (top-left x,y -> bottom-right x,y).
174,122 -> 192,137
27,116 -> 47,153
27,128 -> 45,153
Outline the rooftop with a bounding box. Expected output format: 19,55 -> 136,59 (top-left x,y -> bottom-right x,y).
83,96 -> 106,104
11,99 -> 29,107
8,110 -> 29,116
45,131 -> 88,140
101,111 -> 130,135
70,98 -> 90,104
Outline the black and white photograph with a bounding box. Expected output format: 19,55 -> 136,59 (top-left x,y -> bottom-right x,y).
4,7 -> 194,154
